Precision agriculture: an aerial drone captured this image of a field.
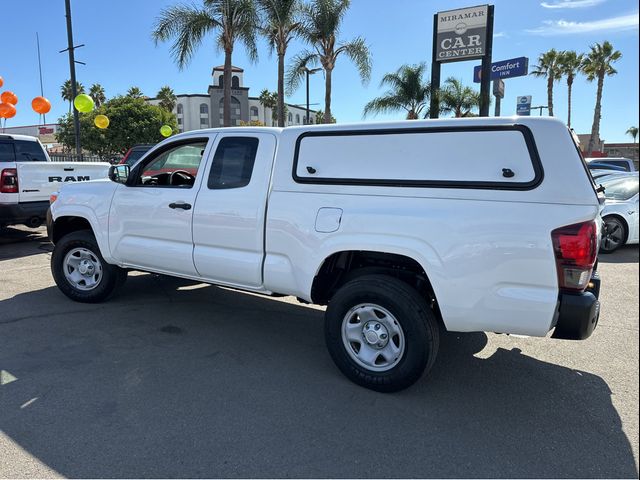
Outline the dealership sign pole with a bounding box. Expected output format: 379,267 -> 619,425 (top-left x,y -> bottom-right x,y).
430,4 -> 494,118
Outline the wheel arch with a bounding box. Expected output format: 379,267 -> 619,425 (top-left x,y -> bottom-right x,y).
310,249 -> 446,328
50,207 -> 113,263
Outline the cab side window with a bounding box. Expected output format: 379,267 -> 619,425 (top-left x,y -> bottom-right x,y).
14,140 -> 48,162
208,137 -> 259,189
136,141 -> 207,188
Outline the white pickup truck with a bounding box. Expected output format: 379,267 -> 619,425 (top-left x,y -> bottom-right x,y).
0,134 -> 110,229
47,117 -> 602,391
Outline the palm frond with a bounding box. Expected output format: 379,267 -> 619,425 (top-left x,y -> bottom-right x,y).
285,49 -> 320,94
335,36 -> 371,84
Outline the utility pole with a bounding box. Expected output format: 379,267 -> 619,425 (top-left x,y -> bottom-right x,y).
61,0 -> 84,156
304,67 -> 321,124
36,33 -> 46,124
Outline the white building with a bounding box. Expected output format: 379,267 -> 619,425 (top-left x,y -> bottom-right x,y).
149,66 -> 319,132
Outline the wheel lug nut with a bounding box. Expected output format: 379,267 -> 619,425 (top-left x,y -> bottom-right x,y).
374,324 -> 380,330
380,333 -> 387,339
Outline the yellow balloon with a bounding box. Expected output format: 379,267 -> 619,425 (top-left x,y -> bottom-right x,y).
94,114 -> 109,129
74,94 -> 94,113
160,125 -> 172,137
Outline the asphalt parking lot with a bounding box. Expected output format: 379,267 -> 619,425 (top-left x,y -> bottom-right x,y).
1,226 -> 638,478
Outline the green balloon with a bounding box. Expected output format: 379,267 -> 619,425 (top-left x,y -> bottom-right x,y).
160,125 -> 173,137
73,94 -> 94,113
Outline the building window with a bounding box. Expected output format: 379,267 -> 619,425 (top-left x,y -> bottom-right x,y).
218,96 -> 242,125
177,117 -> 182,125
218,75 -> 224,87
200,117 -> 209,127
250,106 -> 259,118
177,104 -> 183,115
288,112 -> 293,124
200,103 -> 209,115
296,114 -> 300,124
232,76 -> 240,88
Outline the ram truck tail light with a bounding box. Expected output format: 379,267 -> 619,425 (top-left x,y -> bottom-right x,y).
0,168 -> 18,193
551,220 -> 598,292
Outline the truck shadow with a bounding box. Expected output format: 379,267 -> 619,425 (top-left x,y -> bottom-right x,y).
598,244 -> 639,264
0,226 -> 51,261
0,274 -> 637,478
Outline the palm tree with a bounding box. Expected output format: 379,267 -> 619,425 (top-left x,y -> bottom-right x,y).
363,63 -> 430,120
531,49 -> 561,116
582,41 -> 622,154
152,0 -> 258,127
60,79 -> 85,113
126,87 -> 145,99
157,86 -> 178,112
258,88 -> 277,126
259,0 -> 302,127
286,0 -> 371,124
558,50 -> 583,128
439,77 -> 481,118
89,83 -> 106,108
626,126 -> 638,143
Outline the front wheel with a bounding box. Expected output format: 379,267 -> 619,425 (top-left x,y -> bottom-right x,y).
51,230 -> 126,303
324,274 -> 439,392
600,216 -> 627,253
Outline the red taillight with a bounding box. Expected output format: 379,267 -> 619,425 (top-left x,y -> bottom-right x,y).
551,220 -> 598,292
0,168 -> 18,194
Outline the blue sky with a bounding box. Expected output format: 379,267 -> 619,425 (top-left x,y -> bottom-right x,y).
2,0 -> 638,141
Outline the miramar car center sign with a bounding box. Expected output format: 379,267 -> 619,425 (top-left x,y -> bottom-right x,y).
435,5 -> 489,62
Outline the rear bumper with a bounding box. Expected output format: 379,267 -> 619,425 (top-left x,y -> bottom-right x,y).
0,201 -> 49,227
551,271 -> 601,340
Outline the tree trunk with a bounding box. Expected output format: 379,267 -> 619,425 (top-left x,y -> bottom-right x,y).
587,72 -> 605,155
277,53 -> 285,128
223,49 -> 232,127
324,68 -> 332,124
566,76 -> 573,128
547,76 -> 554,117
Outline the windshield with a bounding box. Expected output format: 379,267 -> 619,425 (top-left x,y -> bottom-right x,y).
601,176 -> 639,201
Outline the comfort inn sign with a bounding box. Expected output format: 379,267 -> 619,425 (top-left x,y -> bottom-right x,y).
436,4 -> 488,62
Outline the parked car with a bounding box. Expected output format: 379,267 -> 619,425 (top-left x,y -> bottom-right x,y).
598,172 -> 639,253
586,157 -> 637,172
48,117 -> 602,392
587,162 -> 627,173
1,134 -> 110,229
119,144 -> 155,167
590,169 -> 627,181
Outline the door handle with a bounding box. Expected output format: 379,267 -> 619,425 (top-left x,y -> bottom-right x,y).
168,202 -> 192,210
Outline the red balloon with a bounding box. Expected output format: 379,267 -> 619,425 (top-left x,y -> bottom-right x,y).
1,91 -> 18,105
31,96 -> 51,114
0,77 -> 4,88
0,102 -> 17,119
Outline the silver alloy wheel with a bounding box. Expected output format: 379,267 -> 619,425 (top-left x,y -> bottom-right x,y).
341,303 -> 406,372
63,247 -> 103,291
602,218 -> 625,252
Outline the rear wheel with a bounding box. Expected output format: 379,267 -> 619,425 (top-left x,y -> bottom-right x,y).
324,274 -> 439,392
51,230 -> 126,303
600,216 -> 627,253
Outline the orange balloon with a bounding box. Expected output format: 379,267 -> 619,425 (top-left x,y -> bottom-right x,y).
31,96 -> 51,114
1,91 -> 18,105
0,102 -> 17,119
0,76 -> 4,88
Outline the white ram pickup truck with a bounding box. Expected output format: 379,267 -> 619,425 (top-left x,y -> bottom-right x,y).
0,134 -> 110,229
47,117 -> 602,392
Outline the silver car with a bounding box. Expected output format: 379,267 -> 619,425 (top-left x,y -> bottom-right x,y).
598,172 -> 639,253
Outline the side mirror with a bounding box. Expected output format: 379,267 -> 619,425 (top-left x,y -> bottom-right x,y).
109,164 -> 130,184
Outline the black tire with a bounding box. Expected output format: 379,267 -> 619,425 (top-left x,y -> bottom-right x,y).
600,216 -> 627,254
324,274 -> 439,392
51,230 -> 126,303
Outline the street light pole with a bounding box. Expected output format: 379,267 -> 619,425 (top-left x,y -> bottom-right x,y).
64,0 -> 81,156
531,105 -> 549,116
304,67 -> 321,124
